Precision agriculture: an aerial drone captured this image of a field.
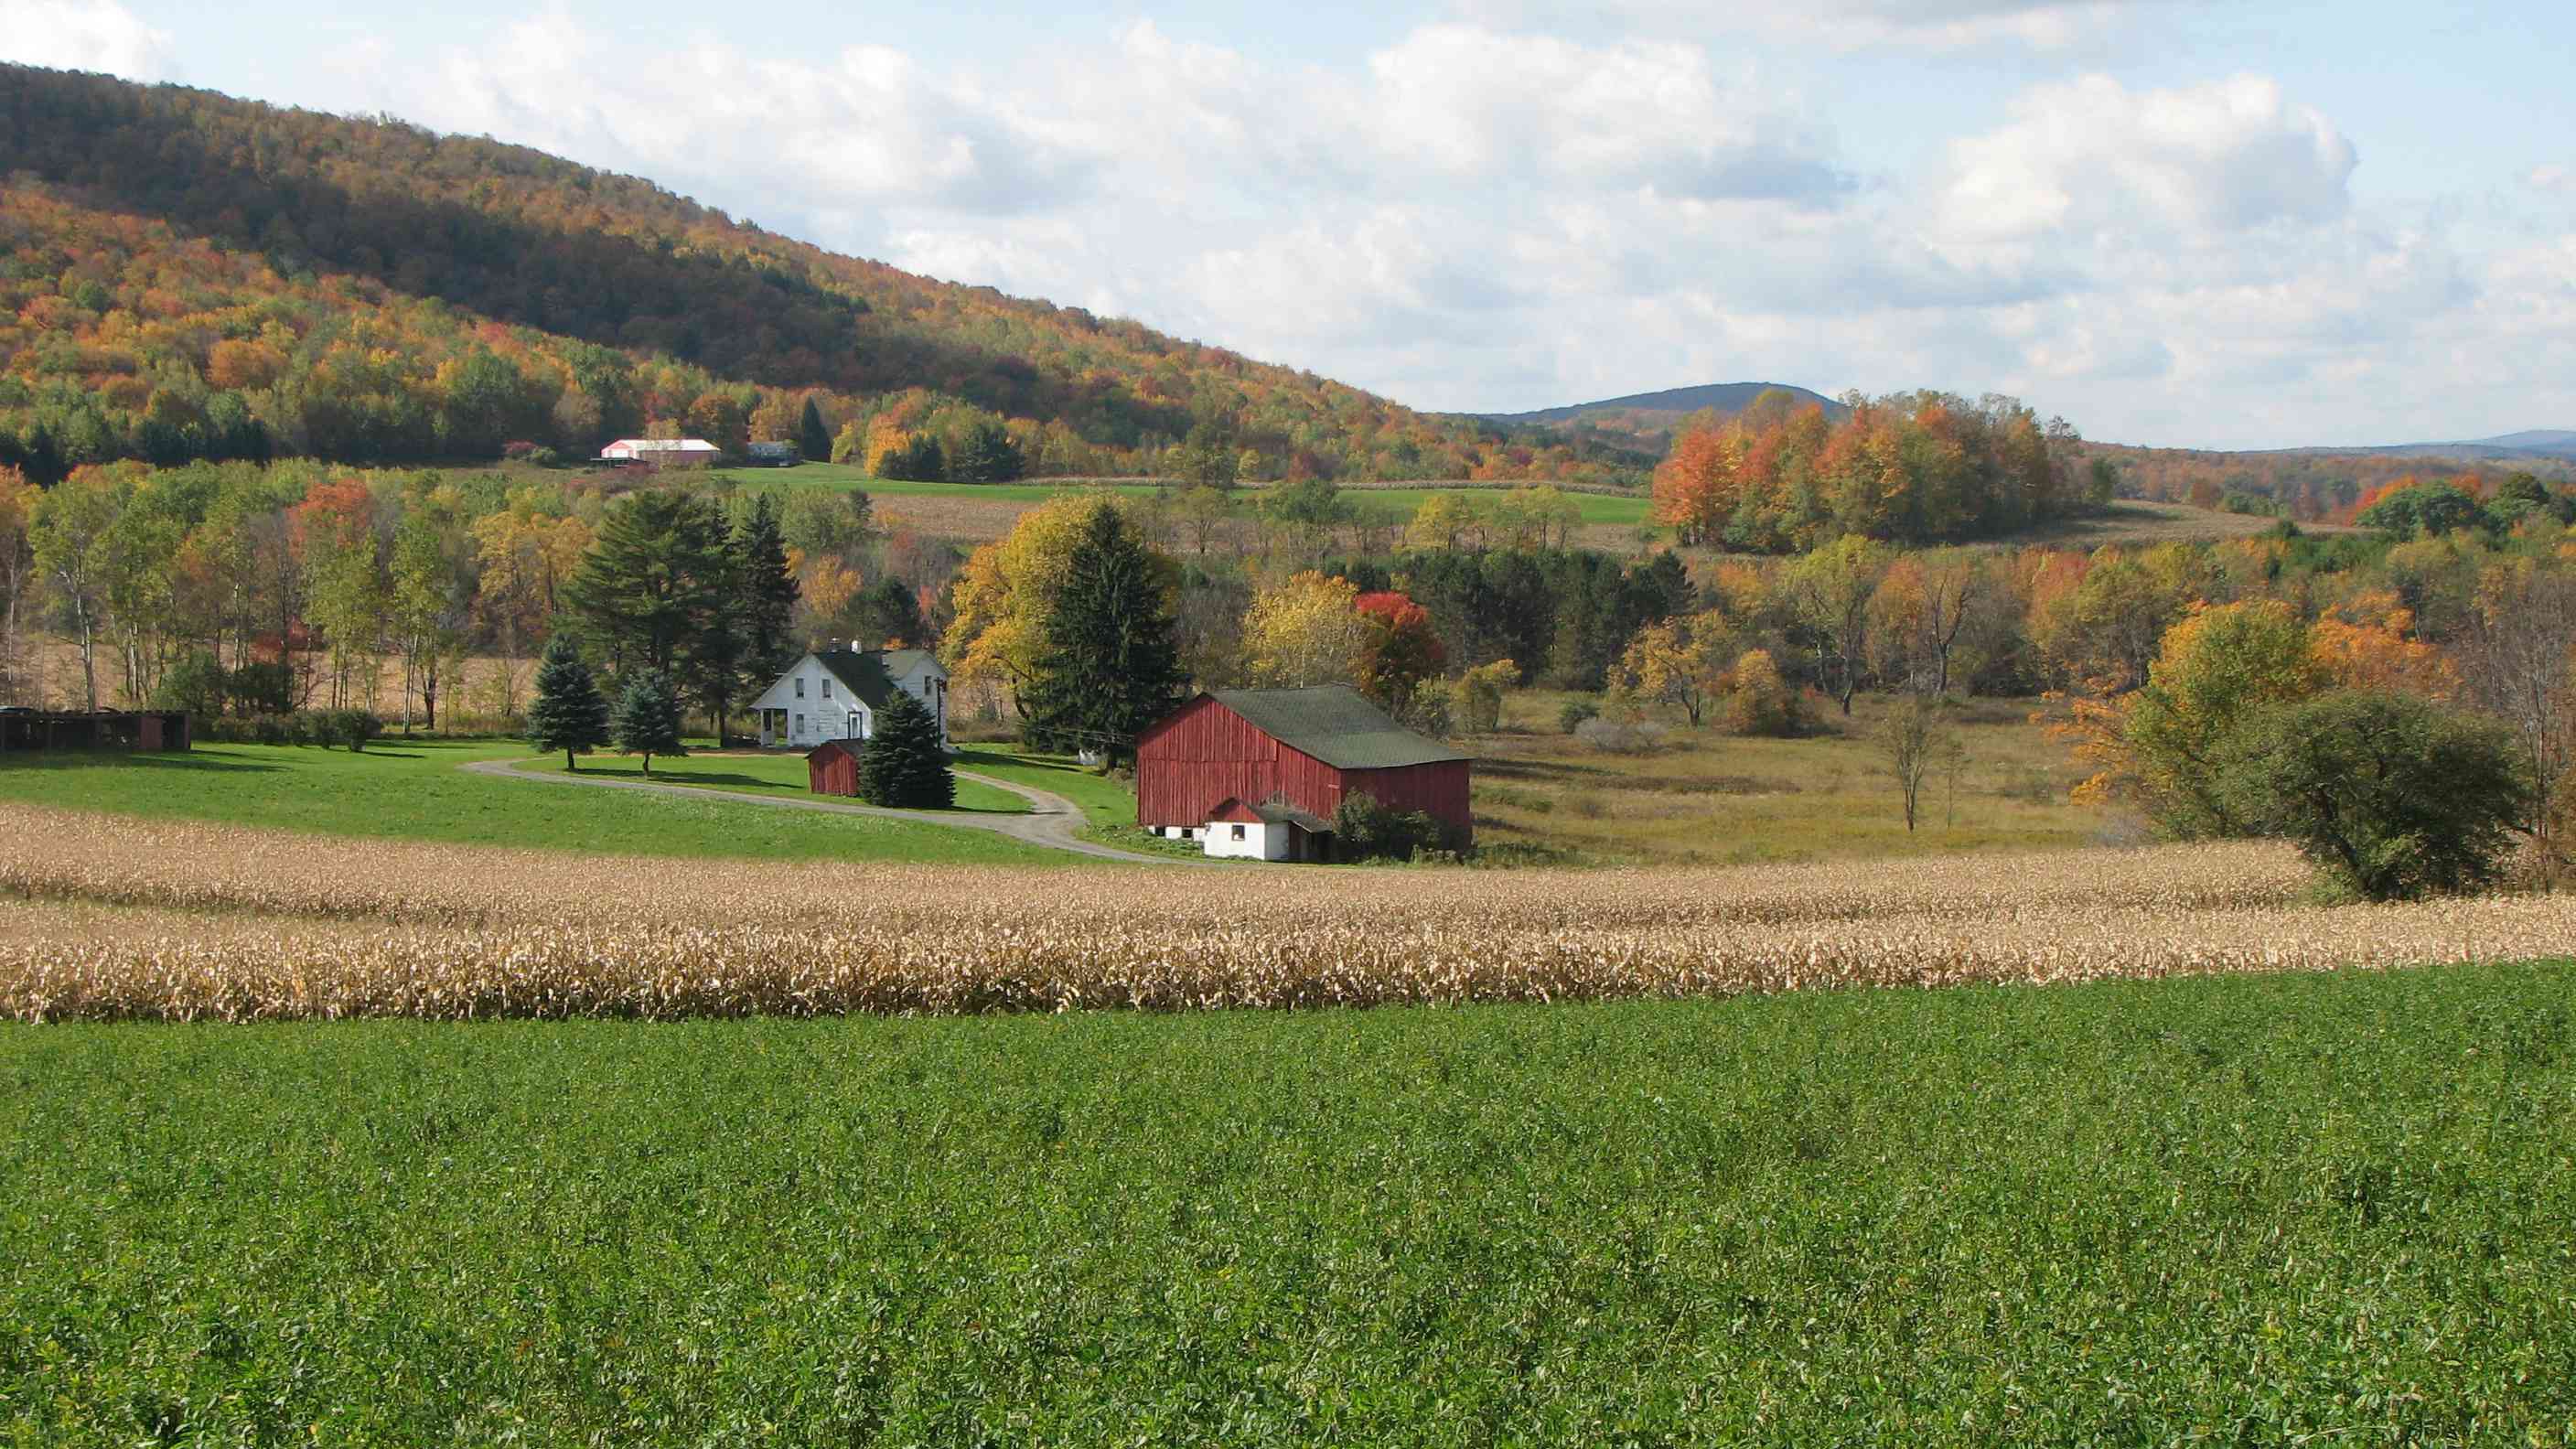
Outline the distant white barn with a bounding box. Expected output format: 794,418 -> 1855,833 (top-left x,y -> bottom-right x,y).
599,437 -> 722,462
750,647 -> 950,751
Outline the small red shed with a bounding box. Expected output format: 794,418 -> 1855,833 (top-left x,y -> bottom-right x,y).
1135,686 -> 1472,854
806,738 -> 863,797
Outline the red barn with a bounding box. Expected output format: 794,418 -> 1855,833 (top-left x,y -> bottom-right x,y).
1135,687 -> 1471,860
806,738 -> 863,797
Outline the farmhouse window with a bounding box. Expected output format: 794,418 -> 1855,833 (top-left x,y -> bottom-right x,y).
821,678 -> 832,699
795,678 -> 805,698
794,713 -> 805,734
1230,824 -> 1246,841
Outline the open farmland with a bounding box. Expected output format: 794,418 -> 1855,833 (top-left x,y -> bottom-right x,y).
0,741 -> 1057,864
6,802 -> 2576,1022
7,964 -> 2573,1444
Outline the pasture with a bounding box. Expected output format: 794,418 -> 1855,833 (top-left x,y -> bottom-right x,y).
0,741 -> 1057,865
1473,692 -> 2100,865
5,963 -> 2571,1444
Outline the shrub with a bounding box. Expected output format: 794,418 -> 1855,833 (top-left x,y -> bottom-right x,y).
2214,689 -> 2528,901
1455,660 -> 1516,735
1334,790 -> 1447,862
1558,696 -> 1601,734
151,650 -> 229,720
324,709 -> 381,751
1575,716 -> 1668,754
1724,649 -> 1808,737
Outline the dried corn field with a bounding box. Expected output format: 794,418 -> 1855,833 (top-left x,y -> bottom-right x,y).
4,802 -> 2570,1022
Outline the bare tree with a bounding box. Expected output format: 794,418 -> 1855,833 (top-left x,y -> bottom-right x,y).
2463,560 -> 2576,879
1875,694 -> 1959,832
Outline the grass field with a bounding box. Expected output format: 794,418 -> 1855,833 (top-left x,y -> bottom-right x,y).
1476,692 -> 2100,865
6,963 -> 2571,1444
0,740 -> 1059,865
508,747 -> 1028,814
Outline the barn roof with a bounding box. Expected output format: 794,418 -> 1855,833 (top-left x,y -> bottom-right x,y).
1206,686 -> 1469,770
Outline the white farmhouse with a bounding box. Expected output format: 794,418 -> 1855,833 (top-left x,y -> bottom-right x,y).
749,647 -> 950,750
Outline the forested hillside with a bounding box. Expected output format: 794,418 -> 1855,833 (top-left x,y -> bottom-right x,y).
0,65 -> 1641,486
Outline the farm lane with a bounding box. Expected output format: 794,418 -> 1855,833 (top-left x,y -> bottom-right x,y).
462,757 -> 1192,865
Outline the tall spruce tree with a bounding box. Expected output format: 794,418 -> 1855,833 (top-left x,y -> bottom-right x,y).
527,632 -> 610,769
735,494 -> 800,678
1021,504 -> 1186,769
609,670 -> 686,776
797,397 -> 833,463
858,689 -> 953,809
563,490 -> 728,678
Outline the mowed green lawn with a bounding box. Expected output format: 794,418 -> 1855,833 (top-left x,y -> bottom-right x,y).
507,747 -> 1028,814
6,963 -> 2572,1444
0,740 -> 1060,864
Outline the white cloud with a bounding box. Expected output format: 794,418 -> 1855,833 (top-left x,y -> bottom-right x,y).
2530,164 -> 2574,194
297,15 -> 2560,446
0,0 -> 173,79
1362,25 -> 1846,199
1937,73 -> 2356,248
1457,0 -> 2163,52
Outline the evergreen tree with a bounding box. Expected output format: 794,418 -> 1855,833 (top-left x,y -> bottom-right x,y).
1021,504 -> 1186,769
953,420 -> 1025,483
735,494 -> 800,680
563,490 -> 729,677
527,633 -> 610,769
797,397 -> 833,463
860,577 -> 926,648
609,670 -> 686,776
858,689 -> 953,809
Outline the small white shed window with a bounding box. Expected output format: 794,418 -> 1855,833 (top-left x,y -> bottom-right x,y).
1230,824 -> 1246,840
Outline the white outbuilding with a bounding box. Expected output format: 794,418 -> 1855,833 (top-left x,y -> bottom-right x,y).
599,437 -> 723,462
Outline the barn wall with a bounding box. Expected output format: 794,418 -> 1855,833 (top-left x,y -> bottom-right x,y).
1136,697 -> 1469,841
1342,760 -> 1472,844
1137,698 -> 1349,827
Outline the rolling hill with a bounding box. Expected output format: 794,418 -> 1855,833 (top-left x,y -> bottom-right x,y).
1476,381 -> 1845,429
0,64 -> 1640,487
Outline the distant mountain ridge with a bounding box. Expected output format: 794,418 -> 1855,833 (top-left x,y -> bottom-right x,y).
1476,381 -> 1846,429
2256,430 -> 2576,465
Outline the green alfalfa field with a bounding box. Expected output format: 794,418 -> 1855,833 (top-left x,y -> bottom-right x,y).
5,961 -> 2573,1445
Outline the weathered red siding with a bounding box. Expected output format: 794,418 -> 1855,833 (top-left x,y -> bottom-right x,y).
807,741 -> 860,797
1134,697 -> 1471,846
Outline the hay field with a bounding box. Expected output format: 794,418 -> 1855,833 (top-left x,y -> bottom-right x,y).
5,802 -> 2571,1022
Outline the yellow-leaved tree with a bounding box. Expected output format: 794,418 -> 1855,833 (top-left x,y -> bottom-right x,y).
943,496 -> 1173,711
2108,599 -> 2334,836
1614,611 -> 1735,727
1240,571 -> 1370,689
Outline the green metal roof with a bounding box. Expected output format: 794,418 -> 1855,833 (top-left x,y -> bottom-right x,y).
813,649 -> 902,711
1208,686 -> 1470,770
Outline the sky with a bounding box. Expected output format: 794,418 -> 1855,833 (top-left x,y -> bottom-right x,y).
5,0 -> 2571,449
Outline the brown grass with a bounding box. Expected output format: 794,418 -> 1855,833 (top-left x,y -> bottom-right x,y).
3,802 -> 2566,1022
1473,692 -> 2098,865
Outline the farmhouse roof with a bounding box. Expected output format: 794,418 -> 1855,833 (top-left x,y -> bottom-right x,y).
811,649 -> 939,711
1206,686 -> 1469,770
